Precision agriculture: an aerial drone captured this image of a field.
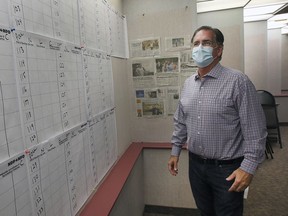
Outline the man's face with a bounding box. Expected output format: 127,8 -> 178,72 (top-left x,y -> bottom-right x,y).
193,30 -> 222,59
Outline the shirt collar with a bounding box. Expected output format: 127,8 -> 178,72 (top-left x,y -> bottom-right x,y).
194,63 -> 222,81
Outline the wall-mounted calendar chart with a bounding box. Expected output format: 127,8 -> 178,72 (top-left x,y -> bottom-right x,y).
78,0 -> 112,53
12,30 -> 86,148
83,48 -> 114,119
0,153 -> 32,216
26,123 -> 91,216
10,0 -> 81,44
89,109 -> 117,187
109,7 -> 129,58
0,0 -> 128,215
0,27 -> 24,163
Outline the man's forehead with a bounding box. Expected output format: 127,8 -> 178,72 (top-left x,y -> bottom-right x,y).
193,30 -> 214,40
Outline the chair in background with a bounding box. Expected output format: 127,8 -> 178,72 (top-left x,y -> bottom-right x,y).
265,137 -> 274,159
257,90 -> 282,149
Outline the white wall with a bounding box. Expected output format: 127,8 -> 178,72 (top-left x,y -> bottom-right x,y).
110,156 -> 145,216
243,22 -> 288,122
275,97 -> 288,123
281,34 -> 288,90
244,21 -> 268,90
112,58 -> 132,156
108,0 -> 133,157
143,149 -> 196,208
243,21 -> 288,94
197,8 -> 245,72
110,148 -> 196,216
267,28 -> 282,95
123,0 -> 197,142
109,0 -> 123,12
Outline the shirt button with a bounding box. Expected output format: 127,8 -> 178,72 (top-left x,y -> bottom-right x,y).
197,132 -> 200,135
198,116 -> 201,119
199,101 -> 201,104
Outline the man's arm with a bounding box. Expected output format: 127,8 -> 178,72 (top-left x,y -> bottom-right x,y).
168,102 -> 187,176
237,78 -> 267,175
227,77 -> 267,192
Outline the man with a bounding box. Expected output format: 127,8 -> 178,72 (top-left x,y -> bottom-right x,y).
168,26 -> 267,216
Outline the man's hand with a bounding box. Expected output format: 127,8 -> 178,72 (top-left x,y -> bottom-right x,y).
168,155 -> 179,176
226,168 -> 253,192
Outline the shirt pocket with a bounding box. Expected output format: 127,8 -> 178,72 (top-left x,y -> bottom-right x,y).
204,98 -> 237,124
180,97 -> 197,116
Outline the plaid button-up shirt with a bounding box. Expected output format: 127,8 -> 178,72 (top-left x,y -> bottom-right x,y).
171,63 -> 267,174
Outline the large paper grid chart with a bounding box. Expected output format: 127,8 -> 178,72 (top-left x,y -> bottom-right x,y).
0,153 -> 32,216
9,0 -> 80,44
13,30 -> 86,148
0,27 -> 24,163
83,48 -> 114,119
0,0 -> 127,215
89,109 -> 117,186
78,0 -> 111,53
25,123 -> 90,216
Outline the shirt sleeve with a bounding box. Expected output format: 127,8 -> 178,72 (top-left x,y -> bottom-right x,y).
237,77 -> 267,174
171,101 -> 188,156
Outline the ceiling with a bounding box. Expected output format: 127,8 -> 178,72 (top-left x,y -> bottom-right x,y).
196,0 -> 288,34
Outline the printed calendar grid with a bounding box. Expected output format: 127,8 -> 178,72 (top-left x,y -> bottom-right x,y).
24,123 -> 92,216
0,153 -> 33,216
89,109 -> 117,187
0,27 -> 24,163
56,46 -> 86,130
10,0 -> 81,45
26,43 -> 63,143
0,0 -> 128,215
11,30 -> 88,149
79,0 -> 99,49
51,0 -> 80,44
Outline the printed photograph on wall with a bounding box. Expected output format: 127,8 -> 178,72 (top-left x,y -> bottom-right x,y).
132,58 -> 155,77
136,90 -> 145,98
180,50 -> 197,73
130,37 -> 160,57
165,35 -> 191,51
155,57 -> 179,73
142,100 -> 164,117
142,39 -> 159,51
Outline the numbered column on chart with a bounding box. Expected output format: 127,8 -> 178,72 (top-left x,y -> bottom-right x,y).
0,153 -> 33,216
0,27 -> 24,162
9,0 -> 81,44
88,108 -> 117,188
56,44 -> 86,131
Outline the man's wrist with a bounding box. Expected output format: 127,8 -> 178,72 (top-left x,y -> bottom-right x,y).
171,144 -> 182,156
240,158 -> 258,175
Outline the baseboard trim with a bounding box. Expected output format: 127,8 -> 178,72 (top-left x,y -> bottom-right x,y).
144,205 -> 200,215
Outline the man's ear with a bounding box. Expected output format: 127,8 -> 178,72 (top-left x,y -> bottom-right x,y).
217,46 -> 223,58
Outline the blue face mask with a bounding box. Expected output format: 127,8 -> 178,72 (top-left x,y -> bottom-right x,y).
192,45 -> 214,68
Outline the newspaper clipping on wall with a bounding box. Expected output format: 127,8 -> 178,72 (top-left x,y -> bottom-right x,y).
130,36 -> 197,118
130,37 -> 160,58
165,35 -> 191,52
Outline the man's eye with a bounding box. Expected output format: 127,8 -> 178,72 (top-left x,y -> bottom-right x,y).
193,42 -> 200,47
